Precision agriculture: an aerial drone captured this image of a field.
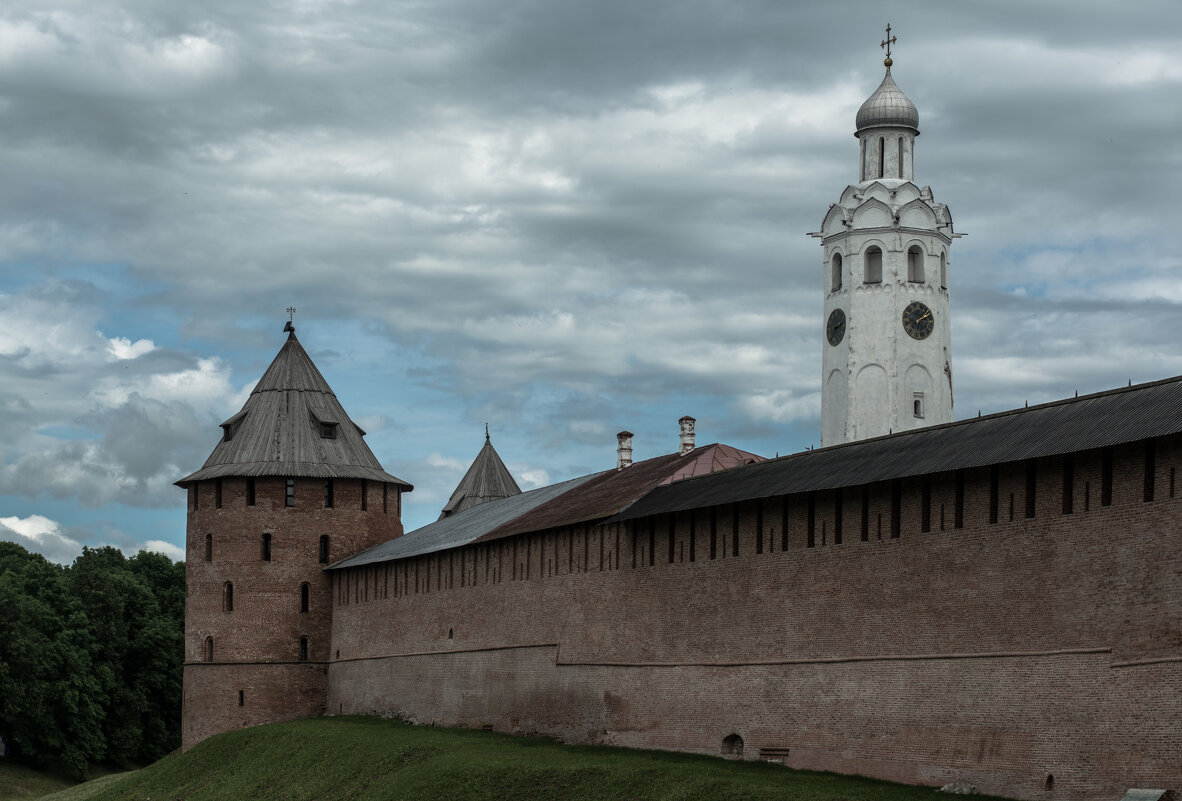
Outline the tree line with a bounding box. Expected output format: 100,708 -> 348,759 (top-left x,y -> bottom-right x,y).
0,541 -> 184,778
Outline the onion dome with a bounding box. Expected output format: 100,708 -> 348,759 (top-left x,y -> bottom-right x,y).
856,63 -> 919,133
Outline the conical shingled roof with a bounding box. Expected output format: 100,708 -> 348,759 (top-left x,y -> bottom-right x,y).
439,433 -> 521,519
177,330 -> 412,488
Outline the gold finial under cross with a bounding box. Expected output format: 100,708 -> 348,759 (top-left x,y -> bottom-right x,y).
881,23 -> 897,67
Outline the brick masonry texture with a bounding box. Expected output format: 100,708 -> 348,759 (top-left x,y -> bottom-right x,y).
185,438 -> 1181,801
182,476 -> 402,747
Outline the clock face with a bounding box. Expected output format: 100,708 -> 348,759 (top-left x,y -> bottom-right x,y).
902,301 -> 934,340
826,308 -> 846,346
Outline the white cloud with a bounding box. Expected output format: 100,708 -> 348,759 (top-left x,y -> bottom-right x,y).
0,514 -> 83,565
141,539 -> 185,561
106,335 -> 156,360
425,453 -> 467,472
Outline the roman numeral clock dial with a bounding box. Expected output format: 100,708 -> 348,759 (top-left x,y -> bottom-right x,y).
902,301 -> 934,340
826,308 -> 846,346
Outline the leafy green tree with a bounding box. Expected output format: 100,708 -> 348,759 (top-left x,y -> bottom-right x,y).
0,545 -> 104,778
0,541 -> 185,775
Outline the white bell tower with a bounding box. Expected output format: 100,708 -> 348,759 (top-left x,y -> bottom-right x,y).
813,27 -> 959,446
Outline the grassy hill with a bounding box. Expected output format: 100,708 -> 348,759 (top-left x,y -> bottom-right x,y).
0,760 -> 77,801
32,716 -> 1004,801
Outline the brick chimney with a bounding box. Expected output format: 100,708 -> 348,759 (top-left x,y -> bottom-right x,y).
678,416 -> 695,455
616,431 -> 634,470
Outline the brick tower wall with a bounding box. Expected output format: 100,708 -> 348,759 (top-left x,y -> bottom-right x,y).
183,476 -> 403,749
326,437 -> 1181,801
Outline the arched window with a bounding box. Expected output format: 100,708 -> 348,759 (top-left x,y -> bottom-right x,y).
940,252 -> 948,289
204,533 -> 212,562
897,137 -> 904,178
908,246 -> 924,283
299,637 -> 309,662
864,246 -> 883,284
877,136 -> 885,178
262,532 -> 272,561
721,733 -> 744,757
831,253 -> 843,291
223,581 -> 234,612
319,535 -> 329,564
204,636 -> 213,662
300,582 -> 310,613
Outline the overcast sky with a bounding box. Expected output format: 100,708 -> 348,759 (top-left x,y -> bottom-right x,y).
2,0 -> 1180,564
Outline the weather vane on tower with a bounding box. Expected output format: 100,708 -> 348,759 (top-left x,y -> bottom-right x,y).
881,23 -> 897,68
284,307 -> 297,334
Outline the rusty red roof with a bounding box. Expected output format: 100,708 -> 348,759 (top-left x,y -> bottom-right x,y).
475,443 -> 763,542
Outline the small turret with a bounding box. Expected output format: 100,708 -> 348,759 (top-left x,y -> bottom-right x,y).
439,426 -> 521,519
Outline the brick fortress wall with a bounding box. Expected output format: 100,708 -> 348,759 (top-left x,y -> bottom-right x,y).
183,476 -> 403,748
327,436 -> 1181,801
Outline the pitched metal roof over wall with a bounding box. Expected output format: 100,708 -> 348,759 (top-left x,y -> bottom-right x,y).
475,443 -> 763,543
328,442 -> 764,569
610,376 -> 1182,523
177,331 -> 411,488
328,473 -> 599,569
439,435 -> 522,519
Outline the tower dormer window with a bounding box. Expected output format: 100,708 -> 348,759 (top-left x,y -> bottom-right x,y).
864,246 -> 883,284
222,424 -> 233,442
320,422 -> 337,439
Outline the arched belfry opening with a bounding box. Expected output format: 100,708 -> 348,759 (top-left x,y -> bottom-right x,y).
908,246 -> 925,283
864,246 -> 883,284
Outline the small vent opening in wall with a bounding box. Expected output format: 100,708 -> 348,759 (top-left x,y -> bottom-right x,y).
1045,774 -> 1054,791
759,746 -> 791,762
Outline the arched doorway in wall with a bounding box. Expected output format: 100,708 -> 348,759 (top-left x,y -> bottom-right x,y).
721,733 -> 744,758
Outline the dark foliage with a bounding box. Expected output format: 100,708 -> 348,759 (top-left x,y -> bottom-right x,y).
0,542 -> 184,778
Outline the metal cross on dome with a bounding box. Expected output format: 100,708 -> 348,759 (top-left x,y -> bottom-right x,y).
287,307 -> 297,322
881,23 -> 897,58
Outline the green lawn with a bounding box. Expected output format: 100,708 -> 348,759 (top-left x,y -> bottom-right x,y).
0,760 -> 76,801
32,716 -> 1010,801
